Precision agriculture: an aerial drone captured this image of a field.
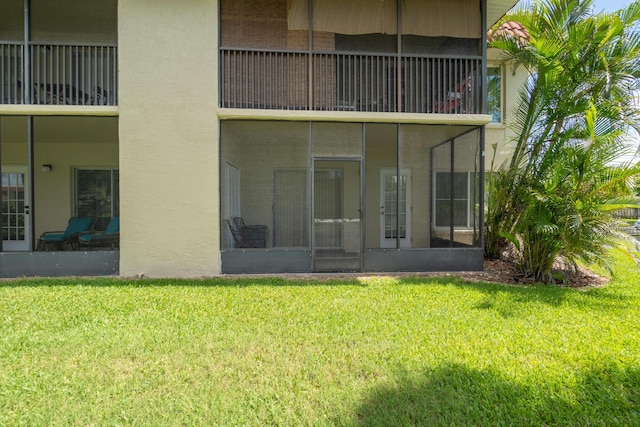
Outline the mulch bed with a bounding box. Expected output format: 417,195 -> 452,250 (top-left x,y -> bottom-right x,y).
473,259 -> 609,289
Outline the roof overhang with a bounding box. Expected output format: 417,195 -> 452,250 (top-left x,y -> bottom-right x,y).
487,0 -> 519,27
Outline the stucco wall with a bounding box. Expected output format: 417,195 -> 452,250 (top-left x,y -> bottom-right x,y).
118,0 -> 219,277
486,50 -> 530,170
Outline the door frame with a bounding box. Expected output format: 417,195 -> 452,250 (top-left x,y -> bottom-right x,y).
2,165 -> 30,251
224,161 -> 241,249
379,168 -> 411,248
312,157 -> 363,272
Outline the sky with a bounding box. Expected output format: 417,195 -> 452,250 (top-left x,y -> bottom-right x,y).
589,0 -> 638,164
514,0 -> 639,163
592,0 -> 631,13
592,0 -> 632,13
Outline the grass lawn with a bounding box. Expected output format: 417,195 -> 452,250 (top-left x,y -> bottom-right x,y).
1,249 -> 639,426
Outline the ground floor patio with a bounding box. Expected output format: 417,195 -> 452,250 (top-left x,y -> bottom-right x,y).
1,116 -> 486,277
220,120 -> 485,273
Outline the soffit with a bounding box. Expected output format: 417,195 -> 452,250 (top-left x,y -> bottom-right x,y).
487,0 -> 519,27
0,116 -> 118,144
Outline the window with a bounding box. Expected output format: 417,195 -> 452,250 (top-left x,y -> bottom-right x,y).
434,171 -> 475,228
74,169 -> 119,229
487,66 -> 502,123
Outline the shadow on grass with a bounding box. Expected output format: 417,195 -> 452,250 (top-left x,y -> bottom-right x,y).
352,363 -> 640,426
397,275 -> 634,312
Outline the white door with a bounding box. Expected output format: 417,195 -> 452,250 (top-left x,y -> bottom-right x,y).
2,166 -> 30,251
380,168 -> 411,248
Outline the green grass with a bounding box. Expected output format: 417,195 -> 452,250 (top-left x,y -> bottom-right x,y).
1,250 -> 639,426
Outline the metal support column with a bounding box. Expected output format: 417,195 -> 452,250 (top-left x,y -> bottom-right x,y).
0,117 -> 3,252
27,116 -> 35,251
481,0 -> 488,114
479,128 -> 486,250
396,0 -> 402,113
307,0 -> 313,110
360,123 -> 366,268
24,0 -> 35,251
449,138 -> 455,245
396,124 -> 401,249
480,0 -> 488,250
23,0 -> 31,104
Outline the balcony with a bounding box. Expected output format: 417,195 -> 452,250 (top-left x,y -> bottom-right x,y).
220,48 -> 482,114
1,42 -> 117,106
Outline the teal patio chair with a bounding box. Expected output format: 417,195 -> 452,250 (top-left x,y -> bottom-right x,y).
38,216 -> 95,251
78,217 -> 120,250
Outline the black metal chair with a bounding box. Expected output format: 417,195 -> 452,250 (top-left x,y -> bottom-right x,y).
227,217 -> 267,248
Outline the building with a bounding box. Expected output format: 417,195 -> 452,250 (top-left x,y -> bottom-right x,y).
0,0 -> 519,277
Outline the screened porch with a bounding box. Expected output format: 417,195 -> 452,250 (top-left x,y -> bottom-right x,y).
0,0 -> 117,107
220,120 -> 483,273
219,0 -> 485,114
0,115 -> 119,277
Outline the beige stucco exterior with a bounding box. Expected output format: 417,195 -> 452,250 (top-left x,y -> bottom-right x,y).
485,48 -> 530,170
118,0 -> 220,277
0,0 -> 520,277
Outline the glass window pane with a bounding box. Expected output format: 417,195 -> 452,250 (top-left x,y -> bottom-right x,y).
453,200 -> 468,226
75,169 -> 119,229
436,172 -> 450,198
453,172 -> 468,199
112,170 -> 120,217
435,200 -> 450,226
488,67 -> 502,123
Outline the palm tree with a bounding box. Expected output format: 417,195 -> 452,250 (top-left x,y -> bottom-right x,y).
486,0 -> 640,282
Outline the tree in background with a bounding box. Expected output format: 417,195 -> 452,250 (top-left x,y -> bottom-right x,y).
486,0 -> 640,282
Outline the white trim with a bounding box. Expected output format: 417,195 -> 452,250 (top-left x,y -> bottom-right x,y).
0,105 -> 118,116
487,65 -> 503,124
217,108 -> 493,126
2,166 -> 30,251
379,168 -> 412,248
224,162 -> 241,249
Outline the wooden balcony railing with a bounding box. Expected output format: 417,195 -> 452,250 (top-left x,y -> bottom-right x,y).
220,48 -> 483,114
1,42 -> 118,106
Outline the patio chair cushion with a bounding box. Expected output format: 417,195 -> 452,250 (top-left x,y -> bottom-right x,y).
78,217 -> 119,247
104,217 -> 120,234
78,233 -> 118,244
40,217 -> 95,242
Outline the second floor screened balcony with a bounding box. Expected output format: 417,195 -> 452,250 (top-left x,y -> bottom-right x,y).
220,49 -> 482,114
1,0 -> 117,107
1,43 -> 117,106
219,0 -> 486,115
